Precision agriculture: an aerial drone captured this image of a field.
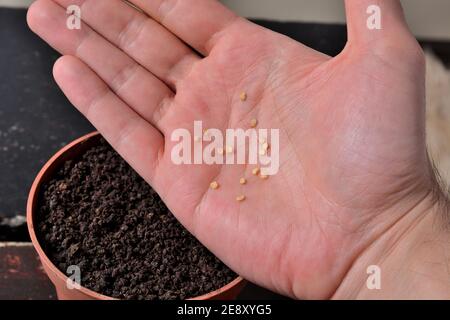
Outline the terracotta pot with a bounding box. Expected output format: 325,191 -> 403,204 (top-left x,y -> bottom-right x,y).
27,132 -> 246,300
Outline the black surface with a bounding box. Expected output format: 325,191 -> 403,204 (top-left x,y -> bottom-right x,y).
255,19 -> 348,57
0,216 -> 27,241
0,8 -> 93,219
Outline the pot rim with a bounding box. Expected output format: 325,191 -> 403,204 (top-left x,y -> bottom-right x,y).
27,131 -> 245,300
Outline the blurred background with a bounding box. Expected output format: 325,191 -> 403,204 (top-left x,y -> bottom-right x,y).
0,0 -> 449,299
223,0 -> 450,41
4,0 -> 450,40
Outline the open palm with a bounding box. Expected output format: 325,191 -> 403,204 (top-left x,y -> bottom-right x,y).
28,0 -> 434,298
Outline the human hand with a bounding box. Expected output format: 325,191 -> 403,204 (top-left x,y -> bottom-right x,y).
27,0 -> 449,299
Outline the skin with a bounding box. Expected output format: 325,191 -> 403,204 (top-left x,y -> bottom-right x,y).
27,0 -> 450,299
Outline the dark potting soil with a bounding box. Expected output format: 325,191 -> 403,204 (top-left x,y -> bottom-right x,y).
36,138 -> 237,300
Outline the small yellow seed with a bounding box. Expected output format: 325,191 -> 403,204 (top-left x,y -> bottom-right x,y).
262,142 -> 269,150
194,135 -> 201,142
250,118 -> 258,128
210,181 -> 219,190
259,148 -> 267,156
240,92 -> 247,102
260,174 -> 269,180
239,178 -> 247,185
226,145 -> 233,154
252,167 -> 260,176
217,148 -> 224,155
236,195 -> 246,202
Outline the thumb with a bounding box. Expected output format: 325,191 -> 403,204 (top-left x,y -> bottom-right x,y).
344,0 -> 414,48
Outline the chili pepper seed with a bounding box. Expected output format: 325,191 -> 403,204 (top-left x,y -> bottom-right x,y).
210,181 -> 220,190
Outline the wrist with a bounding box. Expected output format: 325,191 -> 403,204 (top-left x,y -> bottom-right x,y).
333,189 -> 450,299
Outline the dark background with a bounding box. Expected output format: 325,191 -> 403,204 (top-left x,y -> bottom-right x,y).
0,7 -> 449,299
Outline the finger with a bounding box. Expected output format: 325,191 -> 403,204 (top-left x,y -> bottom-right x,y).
51,0 -> 200,89
27,0 -> 173,127
127,0 -> 240,55
344,0 -> 414,47
53,55 -> 163,182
